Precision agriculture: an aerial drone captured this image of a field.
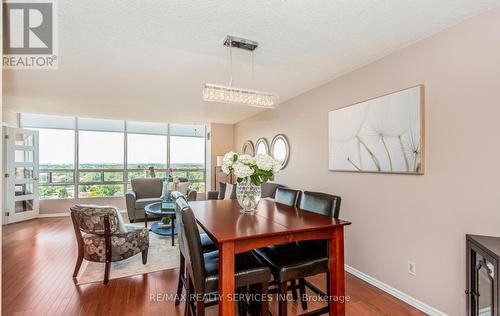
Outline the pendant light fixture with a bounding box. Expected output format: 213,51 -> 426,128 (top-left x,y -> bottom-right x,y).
203,35 -> 278,109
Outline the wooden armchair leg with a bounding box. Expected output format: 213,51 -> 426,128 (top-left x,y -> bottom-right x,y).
72,246 -> 84,279
103,261 -> 111,284
142,249 -> 148,264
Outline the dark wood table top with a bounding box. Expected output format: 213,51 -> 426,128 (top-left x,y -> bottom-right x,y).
189,199 -> 351,243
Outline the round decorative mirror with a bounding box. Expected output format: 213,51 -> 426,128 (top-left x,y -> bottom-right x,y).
241,140 -> 255,156
271,134 -> 290,168
255,138 -> 269,155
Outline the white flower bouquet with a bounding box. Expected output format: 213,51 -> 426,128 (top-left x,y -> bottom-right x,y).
221,151 -> 281,213
221,152 -> 281,185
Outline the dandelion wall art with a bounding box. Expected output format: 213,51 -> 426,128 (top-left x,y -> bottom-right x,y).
328,85 -> 424,174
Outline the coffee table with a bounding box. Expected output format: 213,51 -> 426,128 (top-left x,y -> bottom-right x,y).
144,201 -> 176,246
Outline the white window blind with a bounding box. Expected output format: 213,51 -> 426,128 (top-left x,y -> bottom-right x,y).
170,124 -> 205,137
20,113 -> 75,130
77,118 -> 125,132
127,121 -> 168,135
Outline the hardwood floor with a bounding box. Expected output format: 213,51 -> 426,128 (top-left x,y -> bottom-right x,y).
2,218 -> 426,316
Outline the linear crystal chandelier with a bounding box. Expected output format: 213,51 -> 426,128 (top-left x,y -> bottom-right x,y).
203,36 -> 278,109
203,83 -> 277,108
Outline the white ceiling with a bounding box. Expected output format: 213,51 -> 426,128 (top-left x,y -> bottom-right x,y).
4,0 -> 500,124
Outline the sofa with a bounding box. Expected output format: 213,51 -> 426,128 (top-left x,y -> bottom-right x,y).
126,178 -> 197,222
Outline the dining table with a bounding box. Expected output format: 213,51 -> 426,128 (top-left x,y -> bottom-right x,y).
189,198 -> 351,316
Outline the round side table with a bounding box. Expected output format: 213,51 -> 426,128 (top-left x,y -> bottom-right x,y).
144,201 -> 176,246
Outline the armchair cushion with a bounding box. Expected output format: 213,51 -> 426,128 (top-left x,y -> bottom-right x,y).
135,197 -> 162,209
82,225 -> 149,263
176,182 -> 190,195
131,178 -> 162,199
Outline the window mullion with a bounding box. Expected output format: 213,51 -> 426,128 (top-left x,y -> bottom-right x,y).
75,117 -> 79,198
167,123 -> 171,171
124,121 -> 128,193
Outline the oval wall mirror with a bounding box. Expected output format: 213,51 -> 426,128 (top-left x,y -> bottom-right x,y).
271,134 -> 290,168
255,138 -> 269,155
241,140 -> 255,156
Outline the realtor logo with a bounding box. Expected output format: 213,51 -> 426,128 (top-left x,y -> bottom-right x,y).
3,0 -> 58,69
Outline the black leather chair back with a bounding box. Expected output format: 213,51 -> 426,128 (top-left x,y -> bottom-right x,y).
298,191 -> 341,218
176,198 -> 206,294
261,182 -> 285,199
275,187 -> 301,207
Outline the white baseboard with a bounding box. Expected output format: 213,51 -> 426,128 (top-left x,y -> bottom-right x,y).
345,264 -> 447,316
38,208 -> 127,218
38,212 -> 70,218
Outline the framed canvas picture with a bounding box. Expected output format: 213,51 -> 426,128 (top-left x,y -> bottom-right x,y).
328,85 -> 424,174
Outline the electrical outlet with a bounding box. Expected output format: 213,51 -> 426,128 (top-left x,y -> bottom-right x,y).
408,261 -> 416,276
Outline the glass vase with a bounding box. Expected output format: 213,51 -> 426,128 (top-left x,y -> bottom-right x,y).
161,176 -> 172,202
236,180 -> 261,214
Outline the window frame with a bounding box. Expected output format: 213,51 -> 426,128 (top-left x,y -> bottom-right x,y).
21,114 -> 207,200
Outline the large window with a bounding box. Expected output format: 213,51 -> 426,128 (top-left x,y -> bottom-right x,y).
37,128 -> 76,199
20,114 -> 207,199
127,134 -> 167,169
170,136 -> 206,192
78,131 -> 125,198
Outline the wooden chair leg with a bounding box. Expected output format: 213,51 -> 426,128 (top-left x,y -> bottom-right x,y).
290,280 -> 298,301
298,278 -> 308,310
176,254 -> 185,306
195,297 -> 205,316
326,272 -> 330,312
103,261 -> 111,284
171,217 -> 175,247
260,282 -> 269,316
142,249 -> 148,264
186,275 -> 194,316
278,282 -> 288,316
72,245 -> 84,279
237,296 -> 246,316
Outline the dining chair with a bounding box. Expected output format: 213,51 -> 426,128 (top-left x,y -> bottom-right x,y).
171,191 -> 218,307
253,191 -> 341,316
273,187 -> 303,300
207,182 -> 285,200
176,197 -> 272,316
274,187 -> 301,207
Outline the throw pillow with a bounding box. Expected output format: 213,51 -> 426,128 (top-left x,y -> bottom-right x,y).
177,182 -> 190,196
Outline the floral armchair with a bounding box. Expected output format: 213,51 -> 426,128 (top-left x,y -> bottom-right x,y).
70,205 -> 149,284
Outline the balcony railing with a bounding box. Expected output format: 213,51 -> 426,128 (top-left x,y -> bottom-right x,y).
39,167 -> 206,199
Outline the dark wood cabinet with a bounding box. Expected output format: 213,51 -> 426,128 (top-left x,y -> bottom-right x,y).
467,235 -> 500,316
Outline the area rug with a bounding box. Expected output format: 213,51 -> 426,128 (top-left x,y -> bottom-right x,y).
76,226 -> 180,285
